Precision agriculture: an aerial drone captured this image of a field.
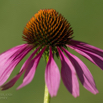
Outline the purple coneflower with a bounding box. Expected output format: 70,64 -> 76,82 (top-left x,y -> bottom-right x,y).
0,9 -> 103,98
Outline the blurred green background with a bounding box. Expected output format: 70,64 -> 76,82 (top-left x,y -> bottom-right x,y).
0,0 -> 103,103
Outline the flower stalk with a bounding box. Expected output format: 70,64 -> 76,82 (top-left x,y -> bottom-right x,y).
43,55 -> 51,103
43,84 -> 51,103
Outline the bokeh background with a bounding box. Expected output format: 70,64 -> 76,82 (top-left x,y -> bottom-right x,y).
0,0 -> 103,103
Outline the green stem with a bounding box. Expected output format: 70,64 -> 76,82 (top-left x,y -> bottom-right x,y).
43,56 -> 51,103
43,84 -> 51,103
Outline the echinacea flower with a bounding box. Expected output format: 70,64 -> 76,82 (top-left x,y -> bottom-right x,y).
0,9 -> 103,98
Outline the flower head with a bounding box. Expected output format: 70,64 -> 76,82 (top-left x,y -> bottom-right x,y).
0,9 -> 103,98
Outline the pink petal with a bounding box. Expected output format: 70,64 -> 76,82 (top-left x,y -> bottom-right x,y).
0,47 -> 40,90
62,47 -> 98,94
57,47 -> 79,97
0,70 -> 24,90
17,47 -> 46,90
0,44 -> 32,86
68,45 -> 103,70
70,40 -> 103,57
0,44 -> 27,75
45,47 -> 60,97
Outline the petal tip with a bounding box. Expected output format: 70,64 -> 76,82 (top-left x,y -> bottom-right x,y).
73,92 -> 79,98
16,86 -> 21,90
49,92 -> 57,97
93,89 -> 99,95
0,85 -> 8,91
0,87 -> 4,91
16,88 -> 19,90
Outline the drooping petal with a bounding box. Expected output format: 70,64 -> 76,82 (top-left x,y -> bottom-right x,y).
68,45 -> 103,70
0,47 -> 40,90
70,40 -> 103,57
0,70 -> 24,90
0,44 -> 33,86
0,44 -> 26,75
57,47 -> 79,97
45,47 -> 60,97
62,47 -> 98,94
17,47 -> 46,89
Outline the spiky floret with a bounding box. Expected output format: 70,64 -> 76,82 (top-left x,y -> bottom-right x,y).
23,9 -> 73,47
